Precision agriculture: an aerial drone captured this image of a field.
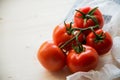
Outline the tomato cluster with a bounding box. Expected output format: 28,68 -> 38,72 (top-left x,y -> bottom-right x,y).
37,6 -> 113,73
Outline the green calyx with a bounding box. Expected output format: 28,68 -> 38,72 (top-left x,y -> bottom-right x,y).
90,27 -> 105,43
64,21 -> 74,35
72,44 -> 85,53
72,33 -> 85,53
94,32 -> 106,43
75,7 -> 99,25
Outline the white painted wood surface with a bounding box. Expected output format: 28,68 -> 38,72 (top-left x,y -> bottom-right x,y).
0,0 -> 75,80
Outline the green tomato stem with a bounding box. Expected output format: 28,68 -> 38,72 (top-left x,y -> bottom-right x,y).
59,25 -> 99,51
72,24 -> 99,31
86,15 -> 99,25
59,31 -> 82,49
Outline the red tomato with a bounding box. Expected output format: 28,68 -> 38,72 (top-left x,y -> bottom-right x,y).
74,6 -> 104,35
67,45 -> 99,73
53,23 -> 72,50
53,23 -> 84,51
37,41 -> 66,71
86,29 -> 113,55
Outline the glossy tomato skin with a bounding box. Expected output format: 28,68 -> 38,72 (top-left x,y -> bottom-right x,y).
67,45 -> 99,73
53,23 -> 73,50
53,23 -> 72,46
86,29 -> 113,55
53,23 -> 84,51
37,41 -> 66,71
74,6 -> 104,35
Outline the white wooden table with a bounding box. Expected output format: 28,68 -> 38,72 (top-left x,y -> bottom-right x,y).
0,0 -> 75,80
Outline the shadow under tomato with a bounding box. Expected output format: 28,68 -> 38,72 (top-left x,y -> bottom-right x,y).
45,66 -> 72,80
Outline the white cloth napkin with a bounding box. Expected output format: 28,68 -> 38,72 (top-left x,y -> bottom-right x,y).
67,64 -> 120,80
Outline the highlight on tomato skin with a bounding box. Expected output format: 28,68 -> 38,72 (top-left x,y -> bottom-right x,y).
37,41 -> 66,72
67,45 -> 99,73
86,29 -> 113,55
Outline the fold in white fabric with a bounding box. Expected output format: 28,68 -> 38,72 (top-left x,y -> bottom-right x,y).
67,64 -> 120,80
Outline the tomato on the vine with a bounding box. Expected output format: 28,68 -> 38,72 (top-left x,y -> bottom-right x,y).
37,41 -> 66,71
37,6 -> 108,73
86,29 -> 113,55
67,45 -> 99,73
53,23 -> 73,50
74,6 -> 104,35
